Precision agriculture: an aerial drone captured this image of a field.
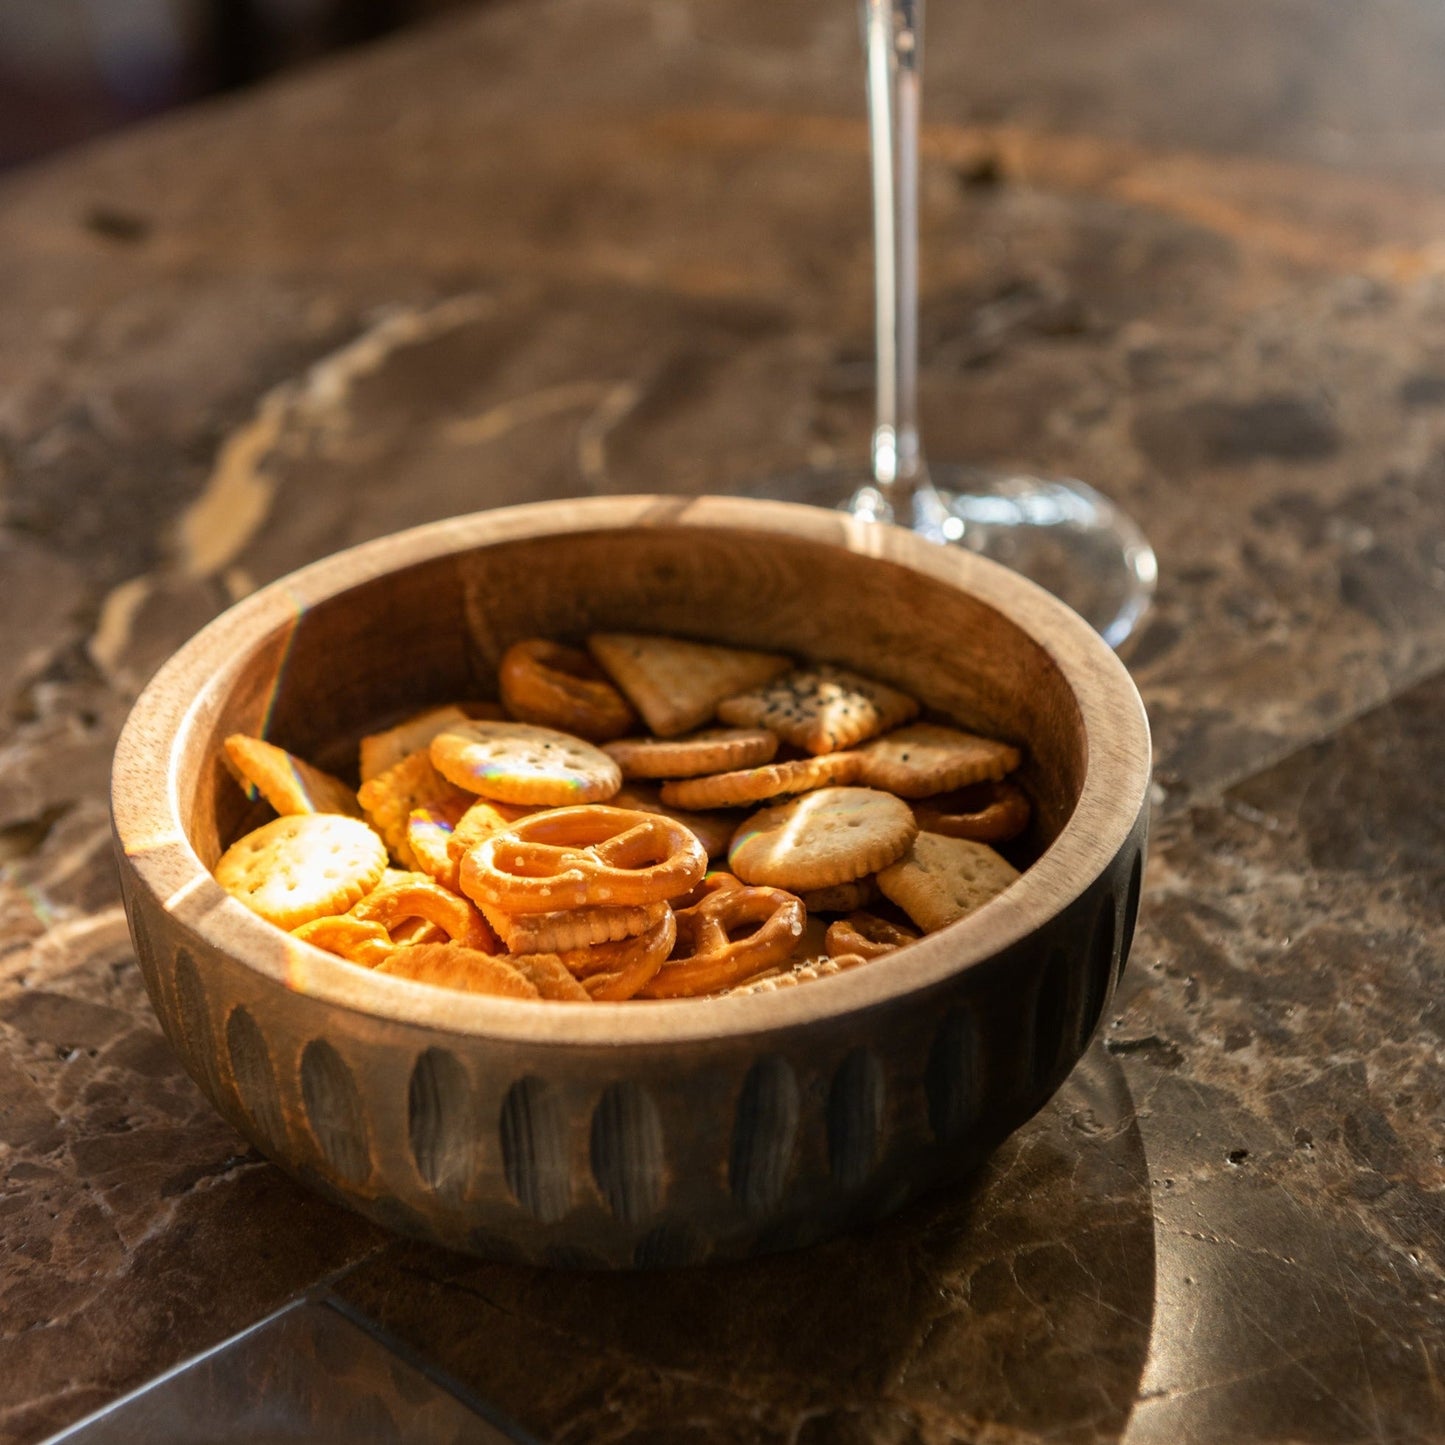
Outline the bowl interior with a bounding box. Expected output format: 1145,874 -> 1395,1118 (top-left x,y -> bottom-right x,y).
179,524 -> 1086,881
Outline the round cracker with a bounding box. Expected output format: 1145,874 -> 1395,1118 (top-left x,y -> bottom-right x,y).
728,786 -> 917,892
215,814 -> 387,930
430,721 -> 621,805
660,751 -> 859,810
604,728 -> 778,780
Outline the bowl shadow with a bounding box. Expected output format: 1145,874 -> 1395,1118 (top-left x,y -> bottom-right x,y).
333,1042 -> 1155,1444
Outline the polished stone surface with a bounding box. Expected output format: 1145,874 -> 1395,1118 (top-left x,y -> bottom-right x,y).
47,1299 -> 528,1444
2,0 -> 1443,1440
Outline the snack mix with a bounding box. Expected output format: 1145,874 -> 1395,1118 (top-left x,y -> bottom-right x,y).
212,633 -> 1033,1001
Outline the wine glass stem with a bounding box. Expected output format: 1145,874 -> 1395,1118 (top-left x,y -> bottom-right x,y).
862,0 -> 927,514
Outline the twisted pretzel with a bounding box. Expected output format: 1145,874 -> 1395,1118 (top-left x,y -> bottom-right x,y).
824,910 -> 918,961
461,806 -> 706,914
638,884 -> 805,998
557,908 -> 677,1001
499,639 -> 636,741
913,780 -> 1031,844
351,873 -> 499,953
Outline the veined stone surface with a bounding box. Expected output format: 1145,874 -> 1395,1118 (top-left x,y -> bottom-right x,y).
2,0 -> 1444,1440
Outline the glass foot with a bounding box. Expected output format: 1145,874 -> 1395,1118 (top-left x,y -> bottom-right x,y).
733,464 -> 1157,651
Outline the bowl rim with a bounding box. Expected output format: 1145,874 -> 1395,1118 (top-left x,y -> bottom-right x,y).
112,494 -> 1150,1047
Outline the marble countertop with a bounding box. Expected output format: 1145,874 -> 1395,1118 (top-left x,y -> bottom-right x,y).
2,0 -> 1442,1440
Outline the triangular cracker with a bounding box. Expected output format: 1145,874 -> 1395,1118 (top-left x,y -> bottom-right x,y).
588,633 -> 791,738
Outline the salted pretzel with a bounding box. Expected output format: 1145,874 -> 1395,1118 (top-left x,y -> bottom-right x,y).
638,882 -> 805,998
499,639 -> 636,742
554,908 -> 677,1001
825,911 -> 919,961
350,873 -> 499,953
461,805 -> 706,914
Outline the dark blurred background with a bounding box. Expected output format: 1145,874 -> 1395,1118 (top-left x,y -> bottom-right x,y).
0,0 -> 477,170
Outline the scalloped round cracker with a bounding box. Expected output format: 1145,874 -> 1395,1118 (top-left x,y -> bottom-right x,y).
215,814 -> 387,930
659,750 -> 859,810
430,721 -> 621,805
604,727 -> 778,780
727,786 -> 917,891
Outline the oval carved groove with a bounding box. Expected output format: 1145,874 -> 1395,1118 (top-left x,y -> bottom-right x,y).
300,1039 -> 372,1186
827,1047 -> 885,1189
729,1055 -> 801,1215
590,1081 -> 664,1225
926,1008 -> 981,1144
1120,849 -> 1144,983
1080,902 -> 1116,1052
225,1006 -> 285,1149
409,1047 -> 475,1199
172,949 -> 215,1092
500,1076 -> 571,1223
1033,946 -> 1074,1085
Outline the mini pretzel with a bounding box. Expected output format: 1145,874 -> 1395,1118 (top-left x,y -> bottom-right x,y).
913,780 -> 1032,844
291,915 -> 397,969
638,885 -> 805,998
556,908 -> 677,1001
499,639 -> 636,741
825,911 -> 919,961
351,873 -> 499,953
461,805 -> 706,914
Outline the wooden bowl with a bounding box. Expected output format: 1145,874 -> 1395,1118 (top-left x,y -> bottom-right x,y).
111,496 -> 1150,1268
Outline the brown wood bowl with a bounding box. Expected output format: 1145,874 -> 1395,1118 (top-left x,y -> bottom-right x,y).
111,496 -> 1150,1268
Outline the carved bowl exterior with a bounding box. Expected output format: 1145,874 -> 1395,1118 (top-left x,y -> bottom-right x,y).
111,496 -> 1150,1268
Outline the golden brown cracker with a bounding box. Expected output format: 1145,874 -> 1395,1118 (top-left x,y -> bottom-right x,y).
375,942 -> 540,999
215,814 -> 387,930
799,875 -> 880,914
359,705 -> 472,784
853,723 -> 1022,799
610,782 -> 738,859
877,832 -> 1021,932
357,749 -> 474,868
290,914 -> 396,968
223,734 -> 361,818
604,727 -> 778,780
728,786 -> 917,892
716,664 -> 918,755
659,750 -> 859,810
429,721 -> 621,805
502,952 -> 592,1001
588,633 -> 791,737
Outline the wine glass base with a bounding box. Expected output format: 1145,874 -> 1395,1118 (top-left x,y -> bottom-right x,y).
731,465 -> 1157,651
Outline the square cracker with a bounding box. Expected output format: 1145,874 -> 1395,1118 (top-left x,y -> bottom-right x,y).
588,633 -> 791,738
716,663 -> 918,755
877,832 -> 1020,932
853,722 -> 1022,798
